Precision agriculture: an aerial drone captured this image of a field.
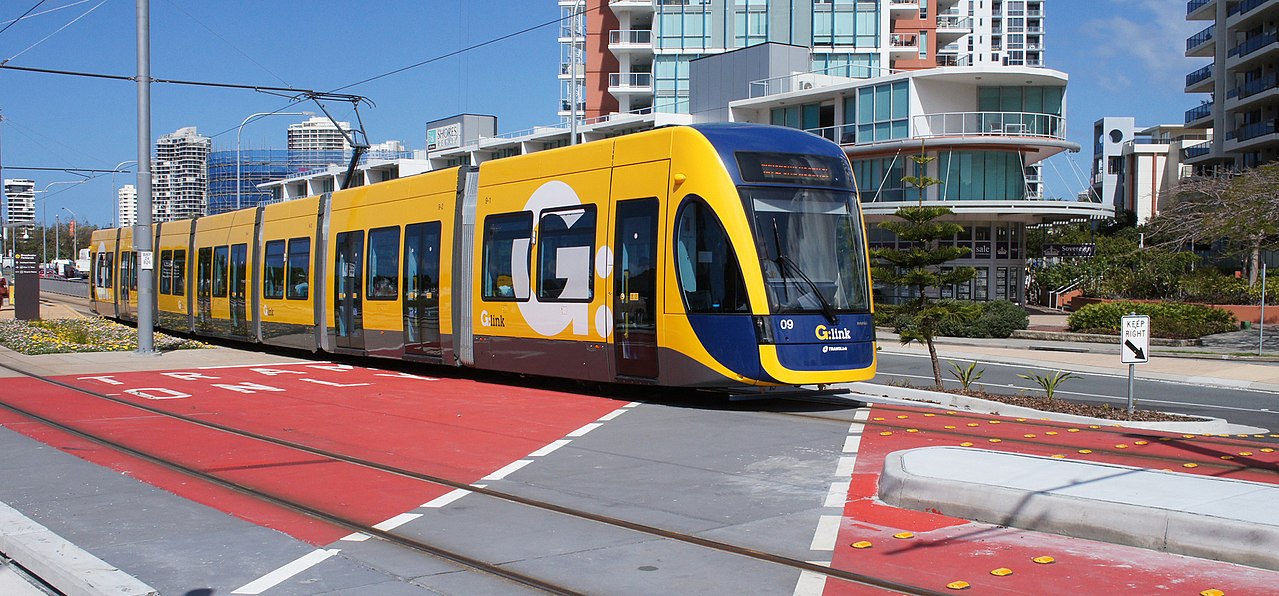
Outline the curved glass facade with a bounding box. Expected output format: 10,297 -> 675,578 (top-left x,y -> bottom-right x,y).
937,150 -> 1028,201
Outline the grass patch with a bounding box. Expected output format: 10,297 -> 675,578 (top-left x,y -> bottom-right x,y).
0,317 -> 207,355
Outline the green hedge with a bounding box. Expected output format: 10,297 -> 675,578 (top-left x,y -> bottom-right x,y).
875,300 -> 1029,339
1067,301 -> 1236,339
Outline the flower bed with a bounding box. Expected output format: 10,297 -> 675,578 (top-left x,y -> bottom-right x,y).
0,318 -> 206,355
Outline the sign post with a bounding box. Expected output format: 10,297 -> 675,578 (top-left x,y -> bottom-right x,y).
1120,313 -> 1151,415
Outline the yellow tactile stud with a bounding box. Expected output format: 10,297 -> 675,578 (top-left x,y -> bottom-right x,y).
944,425 -> 957,430
1045,431 -> 1059,436
1134,440 -> 1149,446
1183,434 -> 1196,439
1078,449 -> 1093,454
1271,434 -> 1279,438
988,420 -> 1002,424
946,411 -> 958,415
906,428 -> 920,433
1032,556 -> 1055,564
1116,444 -> 1129,449
1221,455 -> 1235,460
1200,589 -> 1225,596
1262,448 -> 1275,453
989,438 -> 1003,443
897,415 -> 910,419
1184,463 -> 1199,468
990,568 -> 1013,577
880,431 -> 893,436
1160,437 -> 1173,441
894,532 -> 915,539
1067,429 -> 1081,433
1024,434 -> 1037,438
851,541 -> 873,549
1237,434 -> 1249,438
1088,425 -> 1101,429
1255,434 -> 1266,438
1051,454 -> 1066,459
946,581 -> 971,590
960,442 -> 974,447
924,413 -> 937,417
873,417 -> 886,421
967,423 -> 980,427
1015,418 -> 1027,422
1239,451 -> 1254,457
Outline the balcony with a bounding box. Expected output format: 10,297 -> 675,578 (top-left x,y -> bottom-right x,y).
608,72 -> 652,93
1187,0 -> 1214,19
1228,32 -> 1278,60
889,33 -> 919,52
1184,101 -> 1214,125
1227,73 -> 1278,102
1186,25 -> 1214,56
1183,143 -> 1213,159
609,29 -> 653,52
936,54 -> 970,67
1232,119 -> 1278,143
912,112 -> 1067,141
608,0 -> 655,12
1228,0 -> 1268,20
1185,63 -> 1214,90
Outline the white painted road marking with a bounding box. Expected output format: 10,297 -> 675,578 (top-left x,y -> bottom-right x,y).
423,488 -> 474,508
231,548 -> 340,594
824,480 -> 850,508
373,513 -> 422,531
529,439 -> 571,457
483,459 -> 533,480
567,422 -> 602,437
598,408 -> 629,421
810,515 -> 841,551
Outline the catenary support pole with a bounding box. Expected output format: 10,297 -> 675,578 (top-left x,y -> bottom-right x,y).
135,0 -> 155,354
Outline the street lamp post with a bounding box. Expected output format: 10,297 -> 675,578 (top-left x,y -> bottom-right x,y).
39,180 -> 88,265
110,160 -> 137,228
62,206 -> 79,263
237,111 -> 312,211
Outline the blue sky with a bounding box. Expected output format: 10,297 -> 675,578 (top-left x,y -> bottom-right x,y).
0,0 -> 1202,227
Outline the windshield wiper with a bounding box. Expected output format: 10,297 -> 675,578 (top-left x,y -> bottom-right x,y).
777,255 -> 839,325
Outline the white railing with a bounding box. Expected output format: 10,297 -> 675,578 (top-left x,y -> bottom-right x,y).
748,63 -> 895,98
608,72 -> 653,89
912,111 -> 1066,140
937,16 -> 973,29
609,29 -> 652,45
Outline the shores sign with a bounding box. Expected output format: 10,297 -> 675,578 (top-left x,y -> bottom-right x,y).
426,123 -> 462,151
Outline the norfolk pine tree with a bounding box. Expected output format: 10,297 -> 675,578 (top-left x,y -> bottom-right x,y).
872,146 -> 980,388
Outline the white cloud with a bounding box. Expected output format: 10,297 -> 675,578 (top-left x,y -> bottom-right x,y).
1083,0 -> 1202,87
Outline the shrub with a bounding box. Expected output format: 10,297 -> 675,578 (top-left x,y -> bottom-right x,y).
1067,301 -> 1236,339
938,300 -> 1029,338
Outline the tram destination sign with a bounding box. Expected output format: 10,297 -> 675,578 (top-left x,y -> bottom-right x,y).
1043,243 -> 1096,258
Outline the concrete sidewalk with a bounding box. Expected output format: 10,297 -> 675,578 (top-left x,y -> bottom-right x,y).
880,446 -> 1279,572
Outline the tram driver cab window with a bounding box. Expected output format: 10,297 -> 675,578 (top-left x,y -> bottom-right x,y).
674,198 -> 749,314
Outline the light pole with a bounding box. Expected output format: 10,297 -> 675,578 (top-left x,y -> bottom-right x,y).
39,180 -> 88,265
110,160 -> 137,228
237,111 -> 311,211
568,0 -> 583,146
62,206 -> 79,262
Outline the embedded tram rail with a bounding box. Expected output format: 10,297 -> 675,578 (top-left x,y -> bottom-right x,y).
0,359 -> 946,595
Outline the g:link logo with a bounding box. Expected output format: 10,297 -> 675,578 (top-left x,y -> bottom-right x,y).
480,310 -> 506,328
814,324 -> 852,341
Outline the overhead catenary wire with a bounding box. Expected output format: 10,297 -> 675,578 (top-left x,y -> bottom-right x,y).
0,0 -> 108,66
0,0 -> 49,37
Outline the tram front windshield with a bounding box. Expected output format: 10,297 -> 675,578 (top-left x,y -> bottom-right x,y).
741,186 -> 870,316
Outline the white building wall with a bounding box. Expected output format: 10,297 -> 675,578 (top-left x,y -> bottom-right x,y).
3,178 -> 35,224
117,184 -> 138,228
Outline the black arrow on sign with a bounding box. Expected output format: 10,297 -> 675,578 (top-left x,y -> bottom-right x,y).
1124,339 -> 1145,360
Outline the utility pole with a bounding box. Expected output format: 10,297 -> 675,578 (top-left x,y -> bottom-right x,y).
135,0 -> 155,354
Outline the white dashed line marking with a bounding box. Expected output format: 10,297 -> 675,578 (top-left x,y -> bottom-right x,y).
483,459 -> 533,480
529,439 -> 571,457
423,488 -> 474,508
567,422 -> 602,437
232,548 -> 341,594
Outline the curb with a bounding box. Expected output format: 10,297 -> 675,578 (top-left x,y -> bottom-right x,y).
879,447 -> 1279,572
839,381 -> 1267,435
0,501 -> 157,596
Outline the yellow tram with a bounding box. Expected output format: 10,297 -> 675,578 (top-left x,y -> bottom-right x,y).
91,123 -> 876,390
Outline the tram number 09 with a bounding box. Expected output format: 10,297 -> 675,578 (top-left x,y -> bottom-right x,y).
779,319 -> 794,330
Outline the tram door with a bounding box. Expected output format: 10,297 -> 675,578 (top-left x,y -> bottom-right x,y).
229,243 -> 248,337
334,230 -> 365,350
402,221 -> 442,358
196,247 -> 213,331
613,198 -> 660,379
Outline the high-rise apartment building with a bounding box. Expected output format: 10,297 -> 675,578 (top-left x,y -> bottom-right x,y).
117,184 -> 138,228
153,126 -> 212,221
1183,0 -> 1278,170
287,116 -> 354,172
3,178 -> 35,224
559,0 -> 1042,119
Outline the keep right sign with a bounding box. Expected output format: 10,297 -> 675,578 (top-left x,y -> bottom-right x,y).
1121,314 -> 1151,364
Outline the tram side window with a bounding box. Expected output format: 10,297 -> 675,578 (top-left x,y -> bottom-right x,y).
197,247 -> 212,297
172,249 -> 186,296
212,246 -> 229,297
537,206 -> 595,302
130,252 -> 139,291
159,250 -> 173,295
366,226 -> 400,300
482,212 -> 533,301
286,237 -> 311,300
673,199 -> 750,313
119,251 -> 130,291
263,240 -> 285,299
95,252 -> 114,289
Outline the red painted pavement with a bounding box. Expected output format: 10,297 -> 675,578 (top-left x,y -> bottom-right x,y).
0,363 -> 626,545
826,405 -> 1279,594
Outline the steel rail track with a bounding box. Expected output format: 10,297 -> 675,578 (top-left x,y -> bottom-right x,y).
0,360 -> 946,596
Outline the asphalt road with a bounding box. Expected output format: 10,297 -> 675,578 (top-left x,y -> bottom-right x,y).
874,351 -> 1279,432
